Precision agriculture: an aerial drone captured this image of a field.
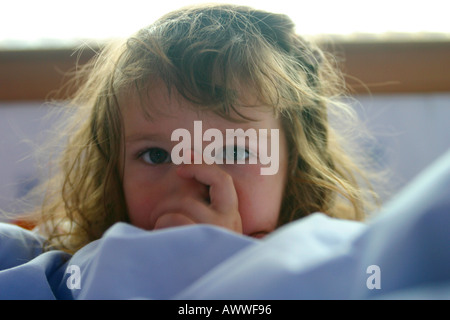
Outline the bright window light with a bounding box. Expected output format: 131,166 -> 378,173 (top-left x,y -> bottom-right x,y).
1,0 -> 449,49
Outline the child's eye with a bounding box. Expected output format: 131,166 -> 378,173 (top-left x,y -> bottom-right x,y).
219,146 -> 250,162
139,148 -> 171,165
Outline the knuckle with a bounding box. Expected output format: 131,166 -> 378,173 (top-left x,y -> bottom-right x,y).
221,172 -> 234,185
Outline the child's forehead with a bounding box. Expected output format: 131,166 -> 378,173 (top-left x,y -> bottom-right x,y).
121,80 -> 277,124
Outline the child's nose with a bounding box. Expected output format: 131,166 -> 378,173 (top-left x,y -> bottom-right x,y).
170,169 -> 210,203
179,174 -> 209,201
171,149 -> 210,202
189,147 -> 202,164
179,147 -> 202,164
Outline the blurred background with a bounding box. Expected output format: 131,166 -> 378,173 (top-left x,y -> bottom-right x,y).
1,0 -> 449,219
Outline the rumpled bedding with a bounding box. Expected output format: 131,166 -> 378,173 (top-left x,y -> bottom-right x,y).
1,149 -> 449,300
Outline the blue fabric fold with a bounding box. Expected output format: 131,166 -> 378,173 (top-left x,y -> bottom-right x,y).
1,149 -> 449,300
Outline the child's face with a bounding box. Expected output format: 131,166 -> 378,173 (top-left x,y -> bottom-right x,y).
120,83 -> 288,238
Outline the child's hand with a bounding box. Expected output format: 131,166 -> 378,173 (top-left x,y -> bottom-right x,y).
151,163 -> 243,234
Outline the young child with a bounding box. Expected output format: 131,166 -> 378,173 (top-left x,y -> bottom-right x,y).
24,3 -> 380,254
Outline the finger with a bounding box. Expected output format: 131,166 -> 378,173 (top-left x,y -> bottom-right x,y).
176,164 -> 238,213
154,213 -> 196,230
150,196 -> 208,229
154,197 -> 241,233
150,195 -> 239,227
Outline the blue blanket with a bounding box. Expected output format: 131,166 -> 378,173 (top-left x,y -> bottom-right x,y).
1,149 -> 449,300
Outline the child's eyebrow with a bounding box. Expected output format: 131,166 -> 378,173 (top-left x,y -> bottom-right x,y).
125,124 -> 276,143
125,133 -> 167,143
